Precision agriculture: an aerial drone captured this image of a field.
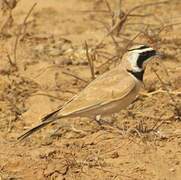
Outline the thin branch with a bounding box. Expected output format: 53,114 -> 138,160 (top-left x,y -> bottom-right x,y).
31,93 -> 65,101
140,90 -> 181,97
85,41 -> 95,80
62,71 -> 88,83
128,13 -> 153,17
104,0 -> 112,16
95,19 -> 120,48
95,0 -> 173,48
7,53 -> 15,66
13,3 -> 37,64
126,1 -> 170,15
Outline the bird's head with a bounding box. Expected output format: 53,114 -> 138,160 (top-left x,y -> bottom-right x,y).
122,45 -> 160,73
121,44 -> 161,81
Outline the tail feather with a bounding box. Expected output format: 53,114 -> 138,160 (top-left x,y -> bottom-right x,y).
17,109 -> 61,141
41,108 -> 61,122
17,120 -> 53,141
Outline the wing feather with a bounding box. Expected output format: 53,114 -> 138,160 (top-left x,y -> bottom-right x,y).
59,68 -> 136,115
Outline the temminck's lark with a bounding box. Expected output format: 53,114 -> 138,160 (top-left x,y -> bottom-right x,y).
18,45 -> 160,140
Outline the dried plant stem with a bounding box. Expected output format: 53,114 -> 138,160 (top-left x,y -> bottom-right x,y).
95,0 -> 170,48
104,0 -> 112,16
62,71 -> 88,83
85,41 -> 95,80
126,1 -> 170,15
7,53 -> 15,67
31,93 -> 65,101
13,3 -> 37,64
140,90 -> 181,97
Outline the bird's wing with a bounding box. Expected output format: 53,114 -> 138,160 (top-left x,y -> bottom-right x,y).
59,68 -> 137,115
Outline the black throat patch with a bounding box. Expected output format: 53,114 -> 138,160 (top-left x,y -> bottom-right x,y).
127,69 -> 145,81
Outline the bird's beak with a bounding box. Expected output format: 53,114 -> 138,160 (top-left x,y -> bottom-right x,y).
155,51 -> 164,58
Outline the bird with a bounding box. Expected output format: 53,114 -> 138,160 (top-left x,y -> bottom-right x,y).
18,44 -> 160,140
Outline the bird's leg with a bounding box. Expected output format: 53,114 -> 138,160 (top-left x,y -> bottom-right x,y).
94,115 -> 115,128
94,115 -> 102,126
92,115 -> 107,130
94,115 -> 127,135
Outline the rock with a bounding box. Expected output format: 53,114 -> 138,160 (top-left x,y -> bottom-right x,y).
110,152 -> 119,159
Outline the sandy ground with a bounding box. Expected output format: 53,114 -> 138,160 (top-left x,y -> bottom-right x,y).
0,0 -> 181,179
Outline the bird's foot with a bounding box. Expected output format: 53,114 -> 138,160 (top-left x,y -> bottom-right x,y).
94,115 -> 116,130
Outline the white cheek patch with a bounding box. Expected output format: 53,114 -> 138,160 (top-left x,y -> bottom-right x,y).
129,53 -> 143,72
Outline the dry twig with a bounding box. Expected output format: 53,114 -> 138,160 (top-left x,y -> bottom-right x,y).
95,0 -> 171,48
13,3 -> 37,64
0,0 -> 17,34
62,71 -> 88,83
85,41 -> 96,80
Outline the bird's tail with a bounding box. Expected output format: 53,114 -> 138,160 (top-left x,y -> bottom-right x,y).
17,108 -> 62,141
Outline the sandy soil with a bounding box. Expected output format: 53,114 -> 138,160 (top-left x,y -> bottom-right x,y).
0,0 -> 181,179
